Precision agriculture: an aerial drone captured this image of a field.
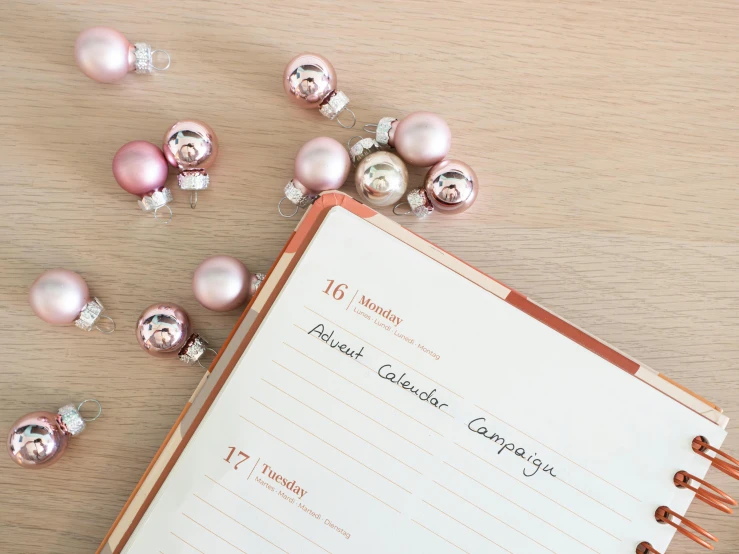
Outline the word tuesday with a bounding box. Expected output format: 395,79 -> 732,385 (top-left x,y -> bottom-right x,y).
261,463 -> 308,498
468,418 -> 556,478
377,364 -> 448,410
308,324 -> 364,360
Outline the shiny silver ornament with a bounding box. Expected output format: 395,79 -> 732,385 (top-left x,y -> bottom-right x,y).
354,151 -> 408,207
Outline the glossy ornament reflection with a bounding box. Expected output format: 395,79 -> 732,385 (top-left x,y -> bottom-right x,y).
283,53 -> 355,128
7,400 -> 101,469
136,303 -> 217,367
355,151 -> 408,207
162,120 -> 219,208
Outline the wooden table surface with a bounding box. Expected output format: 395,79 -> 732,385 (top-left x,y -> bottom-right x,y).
1,1 -> 737,552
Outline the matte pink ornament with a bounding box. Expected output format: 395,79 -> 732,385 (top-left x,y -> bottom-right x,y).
74,26 -> 170,83
192,255 -> 265,312
112,140 -> 172,221
283,53 -> 355,128
29,269 -> 114,332
366,111 -> 452,167
136,303 -> 216,367
7,400 -> 101,469
279,136 -> 351,217
162,120 -> 218,209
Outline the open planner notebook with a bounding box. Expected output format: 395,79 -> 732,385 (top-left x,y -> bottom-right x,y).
100,193 -> 736,554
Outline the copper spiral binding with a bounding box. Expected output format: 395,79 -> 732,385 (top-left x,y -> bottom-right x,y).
655,506 -> 718,550
693,436 -> 739,480
674,470 -> 738,514
636,541 -> 661,554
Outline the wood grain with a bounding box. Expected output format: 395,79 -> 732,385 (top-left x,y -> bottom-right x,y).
0,1 -> 737,552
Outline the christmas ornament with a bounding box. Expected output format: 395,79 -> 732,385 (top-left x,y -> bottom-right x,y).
355,150 -> 409,207
29,269 -> 115,333
283,53 -> 356,128
395,159 -> 478,218
74,26 -> 170,83
163,121 -> 219,209
7,399 -> 102,469
365,111 -> 451,167
113,140 -> 172,222
136,303 -> 216,367
193,255 -> 265,312
278,136 -> 351,218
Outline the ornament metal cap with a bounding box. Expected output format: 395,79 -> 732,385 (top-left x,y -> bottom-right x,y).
133,43 -> 171,74
57,400 -> 102,436
394,188 -> 434,218
319,90 -> 355,128
138,187 -> 173,212
178,334 -> 219,369
252,273 -> 266,294
74,297 -> 113,333
348,137 -> 385,165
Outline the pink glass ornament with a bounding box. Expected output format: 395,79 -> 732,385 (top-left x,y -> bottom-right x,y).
283,53 -> 355,128
279,136 -> 351,217
136,303 -> 216,367
29,269 -> 115,332
365,112 -> 451,167
395,159 -> 479,218
113,141 -> 172,221
7,400 -> 101,469
163,121 -> 218,209
193,255 -> 265,312
74,26 -> 170,84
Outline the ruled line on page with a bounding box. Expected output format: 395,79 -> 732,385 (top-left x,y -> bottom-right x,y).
171,531 -> 205,553
241,416 -> 402,514
205,475 -> 333,554
271,362 -> 434,456
555,477 -> 632,522
433,480 -> 558,554
444,462 -> 601,554
182,513 -> 249,554
303,305 -> 465,399
194,494 -> 289,553
422,501 -> 513,554
411,519 -> 471,553
453,442 -> 626,536
285,340 -> 446,433
261,378 -> 421,474
248,398 -> 413,494
474,404 -> 642,503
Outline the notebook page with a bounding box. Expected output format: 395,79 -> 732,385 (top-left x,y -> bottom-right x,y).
124,207 -> 727,554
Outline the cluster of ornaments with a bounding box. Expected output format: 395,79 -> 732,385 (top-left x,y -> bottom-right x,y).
10,39 -> 479,469
280,53 -> 479,219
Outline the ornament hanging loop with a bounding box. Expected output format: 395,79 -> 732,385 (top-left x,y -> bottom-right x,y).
363,123 -> 378,133
153,204 -> 173,224
347,135 -> 364,150
197,347 -> 219,370
94,315 -> 116,334
336,107 -> 357,129
393,201 -> 413,216
77,399 -> 103,422
150,50 -> 171,71
190,191 -> 198,209
277,197 -> 300,219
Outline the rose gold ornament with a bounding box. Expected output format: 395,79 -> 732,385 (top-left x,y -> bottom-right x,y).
113,141 -> 172,222
278,137 -> 351,217
394,159 -> 479,218
365,111 -> 451,167
283,53 -> 356,128
192,255 -> 265,312
163,121 -> 218,209
136,303 -> 217,367
74,26 -> 170,84
29,269 -> 115,333
7,400 -> 102,469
